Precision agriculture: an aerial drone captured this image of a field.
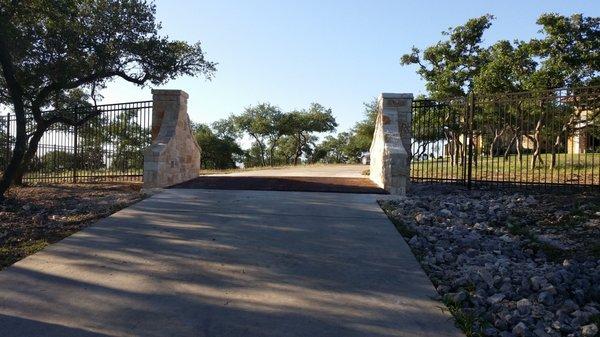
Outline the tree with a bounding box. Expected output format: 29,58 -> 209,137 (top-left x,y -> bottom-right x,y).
0,0 -> 216,197
312,132 -> 351,164
231,102 -> 336,166
473,40 -> 537,163
401,13 -> 600,169
528,14 -> 600,89
286,103 -> 337,165
528,14 -> 600,168
193,123 -> 243,169
109,109 -> 151,171
40,150 -> 75,172
0,115 -> 11,166
232,103 -> 284,166
272,135 -> 298,165
344,99 -> 378,162
400,16 -> 494,166
401,15 -> 494,99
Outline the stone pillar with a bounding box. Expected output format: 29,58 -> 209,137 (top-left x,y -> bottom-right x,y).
143,90 -> 201,189
369,93 -> 413,195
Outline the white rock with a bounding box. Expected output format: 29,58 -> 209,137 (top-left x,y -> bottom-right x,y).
582,324 -> 598,337
488,293 -> 505,304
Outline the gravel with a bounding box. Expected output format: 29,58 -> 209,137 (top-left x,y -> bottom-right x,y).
380,184 -> 600,337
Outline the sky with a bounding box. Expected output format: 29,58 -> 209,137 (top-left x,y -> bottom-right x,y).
101,0 -> 599,134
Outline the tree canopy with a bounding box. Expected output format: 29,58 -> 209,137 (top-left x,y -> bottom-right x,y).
401,13 -> 599,98
193,123 -> 243,170
202,102 -> 337,168
0,0 -> 216,196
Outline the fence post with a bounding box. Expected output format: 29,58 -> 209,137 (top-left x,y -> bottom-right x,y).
73,124 -> 78,183
5,114 -> 10,168
467,93 -> 475,189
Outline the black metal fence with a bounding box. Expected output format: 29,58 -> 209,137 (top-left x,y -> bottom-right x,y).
411,86 -> 600,188
0,101 -> 152,183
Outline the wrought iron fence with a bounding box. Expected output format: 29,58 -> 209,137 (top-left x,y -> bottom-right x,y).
0,101 -> 152,183
411,86 -> 600,188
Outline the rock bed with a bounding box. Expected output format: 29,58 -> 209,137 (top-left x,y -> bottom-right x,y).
380,184 -> 600,337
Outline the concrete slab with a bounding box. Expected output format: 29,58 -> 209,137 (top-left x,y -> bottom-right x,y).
0,189 -> 463,337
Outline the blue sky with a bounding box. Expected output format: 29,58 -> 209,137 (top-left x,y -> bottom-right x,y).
102,0 -> 599,133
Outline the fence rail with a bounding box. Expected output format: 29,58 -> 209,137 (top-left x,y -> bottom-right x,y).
0,101 -> 152,183
411,86 -> 600,188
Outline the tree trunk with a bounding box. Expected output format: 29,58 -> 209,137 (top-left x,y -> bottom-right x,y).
14,126 -> 47,185
550,134 -> 562,170
472,133 -> 479,168
515,133 -> 522,164
269,145 -> 276,167
489,128 -> 505,157
452,134 -> 461,166
530,121 -> 544,169
0,118 -> 26,197
503,135 -> 517,161
0,29 -> 28,198
292,133 -> 303,166
248,133 -> 266,166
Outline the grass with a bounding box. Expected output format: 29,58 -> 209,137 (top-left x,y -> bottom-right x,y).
505,216 -> 570,262
590,244 -> 600,259
441,298 -> 488,337
0,239 -> 49,268
412,153 -> 600,185
17,168 -> 143,183
590,314 -> 600,327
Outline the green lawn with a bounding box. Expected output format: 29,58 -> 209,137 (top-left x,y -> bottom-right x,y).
21,168 -> 143,183
411,153 -> 600,185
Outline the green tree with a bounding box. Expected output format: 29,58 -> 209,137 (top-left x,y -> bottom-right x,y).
312,132 -> 351,164
0,115 -> 11,166
194,123 -> 243,169
40,150 -> 75,172
232,103 -> 285,166
528,13 -> 600,89
271,135 -> 297,165
400,15 -> 494,166
109,109 -> 150,171
344,99 -> 378,162
0,0 -> 216,197
528,14 -> 600,168
286,103 -> 337,165
401,15 -> 494,99
401,13 -> 600,169
473,40 -> 537,162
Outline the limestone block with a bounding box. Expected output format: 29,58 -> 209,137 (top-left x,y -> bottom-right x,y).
369,93 -> 413,195
143,90 -> 201,189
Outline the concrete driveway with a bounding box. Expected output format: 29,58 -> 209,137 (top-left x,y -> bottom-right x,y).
0,188 -> 463,337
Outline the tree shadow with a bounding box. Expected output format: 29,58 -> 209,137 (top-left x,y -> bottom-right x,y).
0,189 -> 462,337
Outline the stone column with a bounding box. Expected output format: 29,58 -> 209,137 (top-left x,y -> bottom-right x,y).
369,93 -> 413,195
143,90 -> 201,189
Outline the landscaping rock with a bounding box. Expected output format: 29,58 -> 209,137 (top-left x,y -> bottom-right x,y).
379,183 -> 600,337
517,298 -> 532,315
582,323 -> 598,337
